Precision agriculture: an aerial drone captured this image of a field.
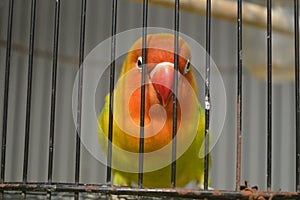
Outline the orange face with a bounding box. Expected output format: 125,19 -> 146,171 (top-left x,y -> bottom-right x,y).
114,34 -> 199,153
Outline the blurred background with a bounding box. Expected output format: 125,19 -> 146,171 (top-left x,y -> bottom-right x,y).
0,0 -> 297,192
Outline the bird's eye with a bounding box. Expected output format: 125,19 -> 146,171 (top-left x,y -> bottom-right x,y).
184,59 -> 191,74
137,56 -> 143,72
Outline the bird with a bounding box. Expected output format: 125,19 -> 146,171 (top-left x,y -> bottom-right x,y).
98,33 -> 210,188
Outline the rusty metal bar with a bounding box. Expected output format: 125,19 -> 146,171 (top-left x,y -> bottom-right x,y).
0,183 -> 299,199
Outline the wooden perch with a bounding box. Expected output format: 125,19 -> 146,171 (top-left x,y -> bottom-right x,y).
131,0 -> 293,36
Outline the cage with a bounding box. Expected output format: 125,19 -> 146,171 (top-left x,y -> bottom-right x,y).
0,0 -> 299,199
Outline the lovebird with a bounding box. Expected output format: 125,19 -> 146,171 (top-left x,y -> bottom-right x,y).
98,33 -> 210,188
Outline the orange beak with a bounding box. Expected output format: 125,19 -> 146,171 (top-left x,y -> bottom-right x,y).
150,62 -> 175,107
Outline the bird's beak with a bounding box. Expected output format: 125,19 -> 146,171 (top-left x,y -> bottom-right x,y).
150,62 -> 174,107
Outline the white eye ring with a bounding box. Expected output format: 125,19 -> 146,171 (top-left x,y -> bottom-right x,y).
137,56 -> 143,72
184,59 -> 191,74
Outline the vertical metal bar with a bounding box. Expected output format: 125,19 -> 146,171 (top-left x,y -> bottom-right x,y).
106,0 -> 117,184
74,0 -> 86,199
23,0 -> 36,186
204,0 -> 211,190
171,0 -> 179,188
138,0 -> 148,188
1,0 -> 14,184
48,0 -> 60,185
266,0 -> 272,191
294,0 -> 300,192
236,0 -> 242,191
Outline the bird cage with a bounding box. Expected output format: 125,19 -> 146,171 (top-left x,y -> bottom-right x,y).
0,0 -> 299,199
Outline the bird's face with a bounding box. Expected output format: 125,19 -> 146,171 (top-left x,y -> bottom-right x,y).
112,34 -> 200,150
123,34 -> 196,109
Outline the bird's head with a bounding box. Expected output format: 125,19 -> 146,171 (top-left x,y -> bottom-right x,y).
121,33 -> 197,108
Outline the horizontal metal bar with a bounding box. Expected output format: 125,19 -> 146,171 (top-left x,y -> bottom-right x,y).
0,183 -> 299,199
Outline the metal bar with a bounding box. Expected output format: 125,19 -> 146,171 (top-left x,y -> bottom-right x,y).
138,0 -> 148,188
1,0 -> 14,184
23,0 -> 36,186
204,0 -> 211,190
48,0 -> 61,184
294,0 -> 300,192
266,0 -> 272,191
75,0 -> 86,199
1,183 -> 300,199
106,0 -> 117,184
171,0 -> 179,188
75,0 -> 87,185
236,0 -> 242,191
